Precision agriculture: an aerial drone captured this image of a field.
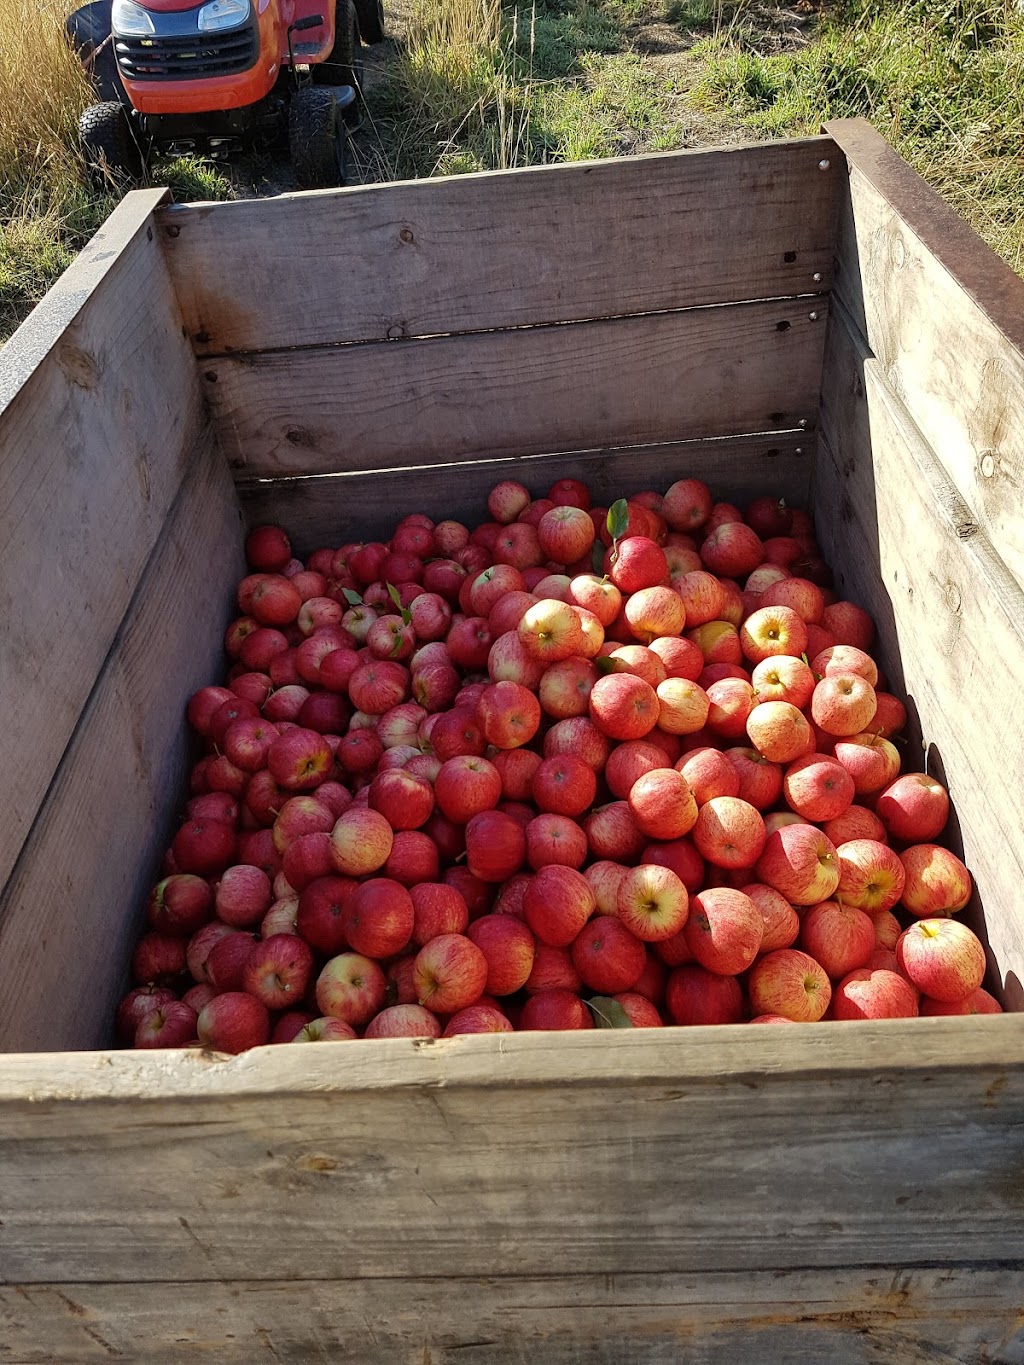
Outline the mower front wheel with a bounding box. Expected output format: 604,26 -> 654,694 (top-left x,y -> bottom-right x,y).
79,101 -> 144,189
289,87 -> 347,191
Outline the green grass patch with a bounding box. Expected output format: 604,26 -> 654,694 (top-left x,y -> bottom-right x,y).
689,0 -> 1024,270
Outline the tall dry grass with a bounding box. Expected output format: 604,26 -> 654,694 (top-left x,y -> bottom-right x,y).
0,0 -> 114,337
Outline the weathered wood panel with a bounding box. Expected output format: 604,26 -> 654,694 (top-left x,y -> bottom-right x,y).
0,189 -> 206,899
206,299 -> 826,477
237,434 -> 813,552
159,138 -> 837,356
815,304 -> 1024,1008
0,1020 -> 1020,1285
827,118 -> 1024,591
0,429 -> 244,1054
2,1265 -> 1022,1363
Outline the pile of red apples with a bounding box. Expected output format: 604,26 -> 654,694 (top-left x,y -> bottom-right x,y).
119,477 -> 1002,1053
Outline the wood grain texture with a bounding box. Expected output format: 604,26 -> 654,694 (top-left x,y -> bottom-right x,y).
0,189 -> 205,899
158,138 -> 837,355
815,304 -> 1024,1009
206,299 -> 827,477
2,1266 -> 1023,1363
237,434 -> 813,552
0,429 -> 245,1054
0,1020 -> 1021,1284
827,118 -> 1024,590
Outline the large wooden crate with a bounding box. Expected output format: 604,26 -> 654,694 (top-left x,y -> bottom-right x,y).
1,119 -> 1023,1362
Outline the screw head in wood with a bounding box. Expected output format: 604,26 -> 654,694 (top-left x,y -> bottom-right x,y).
818,159 -> 831,170
981,453 -> 996,477
812,272 -> 823,282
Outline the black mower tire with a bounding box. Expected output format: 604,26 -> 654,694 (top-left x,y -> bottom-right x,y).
354,0 -> 384,43
79,101 -> 144,188
289,87 -> 347,190
314,0 -> 363,89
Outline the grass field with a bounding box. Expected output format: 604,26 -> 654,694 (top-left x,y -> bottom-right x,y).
2,0 -> 1022,340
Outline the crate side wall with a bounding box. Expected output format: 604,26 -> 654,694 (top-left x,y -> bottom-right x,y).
814,307 -> 1024,1009
0,431 -> 246,1051
0,191 -> 208,902
157,138 -> 838,355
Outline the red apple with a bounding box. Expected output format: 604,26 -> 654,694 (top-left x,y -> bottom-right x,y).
523,864 -> 597,947
368,768 -> 435,831
751,655 -> 814,709
616,863 -> 689,942
583,801 -> 645,863
823,804 -> 888,847
134,1001 -> 198,1049
342,878 -> 415,958
464,809 -> 528,883
197,992 -> 270,1053
612,992 -> 663,1026
117,985 -> 177,1042
531,754 -> 598,818
627,769 -> 698,841
131,932 -> 187,985
329,808 -> 394,876
525,814 -> 588,870
538,656 -> 598,719
572,916 -> 646,993
700,522 -> 763,577
832,733 -> 901,796
799,900 -> 875,979
518,598 -> 585,662
920,988 -> 1003,1017
435,755 -> 502,824
364,1005 -> 443,1039
741,883 -> 800,952
185,921 -> 240,984
521,990 -> 594,1030
544,717 -> 611,773
171,818 -> 236,877
666,964 -> 745,1025
684,886 -> 763,974
810,673 -> 877,737
589,673 -> 659,740
692,796 -> 766,869
746,701 -> 812,763
214,864 -> 272,927
832,968 -> 919,1020
899,844 -> 972,917
739,605 -> 808,665
896,919 -> 986,1001
755,824 -> 840,905
476,680 -> 542,749
748,949 -> 831,1022
876,774 -> 950,842
443,1004 -> 515,1034
836,839 -> 906,914
243,934 -> 315,1010
146,875 -> 213,937
467,915 -> 536,995
413,934 -> 489,1013
292,1017 -> 358,1042
782,753 -> 855,822
317,952 -> 387,1025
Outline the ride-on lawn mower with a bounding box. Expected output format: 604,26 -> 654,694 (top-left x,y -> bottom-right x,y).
66,0 -> 383,189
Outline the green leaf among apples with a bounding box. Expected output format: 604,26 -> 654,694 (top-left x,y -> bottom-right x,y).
586,996 -> 634,1028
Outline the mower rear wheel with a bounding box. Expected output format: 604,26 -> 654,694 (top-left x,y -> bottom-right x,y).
354,0 -> 385,43
289,87 -> 347,190
79,101 -> 144,188
314,0 -> 362,92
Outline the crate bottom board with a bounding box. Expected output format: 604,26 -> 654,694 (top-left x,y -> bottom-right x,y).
3,1265 -> 1023,1363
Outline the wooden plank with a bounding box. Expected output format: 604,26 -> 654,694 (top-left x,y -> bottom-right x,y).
158,138 -> 837,356
237,434 -> 813,552
2,1266 -> 1022,1363
0,430 -> 245,1054
814,304 -> 1024,1009
0,189 -> 206,899
826,118 -> 1024,591
0,1020 -> 1021,1284
206,299 -> 826,478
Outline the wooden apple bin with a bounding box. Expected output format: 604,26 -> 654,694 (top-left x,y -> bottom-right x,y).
2,119 -> 1023,1361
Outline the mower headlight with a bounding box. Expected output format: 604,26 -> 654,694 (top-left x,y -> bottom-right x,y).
111,0 -> 156,35
197,0 -> 251,30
